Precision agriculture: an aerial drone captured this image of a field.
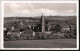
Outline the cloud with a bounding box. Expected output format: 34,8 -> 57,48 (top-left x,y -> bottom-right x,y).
4,3 -> 76,17
15,8 -> 57,17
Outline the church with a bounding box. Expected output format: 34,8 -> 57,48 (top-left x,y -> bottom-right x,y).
31,14 -> 48,32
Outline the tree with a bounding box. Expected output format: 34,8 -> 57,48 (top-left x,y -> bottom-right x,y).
53,24 -> 62,33
45,22 -> 48,31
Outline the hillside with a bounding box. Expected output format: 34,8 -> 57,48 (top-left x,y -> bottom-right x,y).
4,16 -> 76,22
4,16 -> 76,26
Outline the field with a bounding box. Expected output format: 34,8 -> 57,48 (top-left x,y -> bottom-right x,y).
4,39 -> 76,48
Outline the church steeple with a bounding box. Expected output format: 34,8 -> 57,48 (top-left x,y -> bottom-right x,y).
40,14 -> 43,24
40,14 -> 45,32
41,14 -> 43,22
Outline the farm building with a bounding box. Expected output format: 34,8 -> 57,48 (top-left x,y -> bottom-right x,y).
61,24 -> 76,32
61,25 -> 70,32
70,25 -> 76,30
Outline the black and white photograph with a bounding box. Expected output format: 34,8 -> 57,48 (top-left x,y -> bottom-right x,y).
2,0 -> 79,50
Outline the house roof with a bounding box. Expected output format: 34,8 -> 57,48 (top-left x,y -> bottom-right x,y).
58,24 -> 69,28
60,24 -> 75,28
70,25 -> 75,28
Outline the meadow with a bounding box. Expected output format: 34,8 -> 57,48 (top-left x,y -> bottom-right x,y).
4,39 -> 76,48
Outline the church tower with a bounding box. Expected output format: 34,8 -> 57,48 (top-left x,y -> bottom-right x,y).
40,14 -> 45,32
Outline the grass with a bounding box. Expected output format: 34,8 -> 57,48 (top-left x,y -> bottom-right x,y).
4,39 -> 76,48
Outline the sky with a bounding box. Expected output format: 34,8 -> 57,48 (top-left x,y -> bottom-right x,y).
4,3 -> 77,17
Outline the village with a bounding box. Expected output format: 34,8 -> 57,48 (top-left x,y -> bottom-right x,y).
4,15 -> 76,40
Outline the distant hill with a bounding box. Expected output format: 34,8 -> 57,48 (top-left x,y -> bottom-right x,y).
4,16 -> 76,22
4,16 -> 76,28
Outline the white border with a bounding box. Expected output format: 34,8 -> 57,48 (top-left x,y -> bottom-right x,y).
1,1 -> 79,50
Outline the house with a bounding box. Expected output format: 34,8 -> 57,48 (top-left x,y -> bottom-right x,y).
61,25 -> 70,32
61,24 -> 76,32
70,25 -> 76,30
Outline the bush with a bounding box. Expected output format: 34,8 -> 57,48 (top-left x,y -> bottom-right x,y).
4,36 -> 10,41
64,33 -> 76,39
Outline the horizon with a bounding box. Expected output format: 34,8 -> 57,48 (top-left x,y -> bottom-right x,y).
4,15 -> 76,18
